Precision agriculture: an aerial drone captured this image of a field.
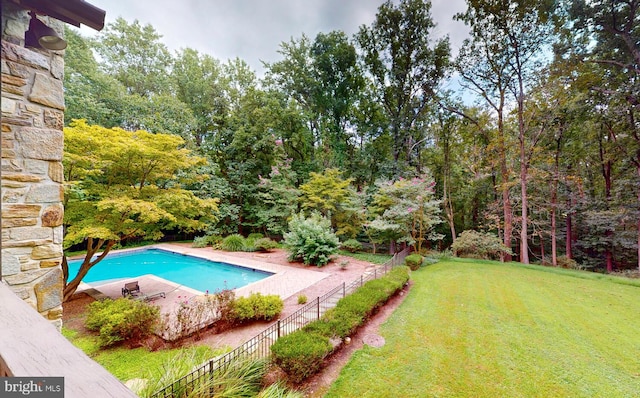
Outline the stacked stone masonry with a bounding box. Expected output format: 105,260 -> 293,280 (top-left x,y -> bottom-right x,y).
2,4 -> 66,329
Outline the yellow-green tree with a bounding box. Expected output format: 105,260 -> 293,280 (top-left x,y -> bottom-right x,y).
299,168 -> 364,239
62,120 -> 218,301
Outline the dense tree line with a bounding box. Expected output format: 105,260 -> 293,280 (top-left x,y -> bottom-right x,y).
64,0 -> 639,273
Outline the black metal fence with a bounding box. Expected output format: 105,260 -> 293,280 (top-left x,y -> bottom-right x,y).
150,248 -> 410,398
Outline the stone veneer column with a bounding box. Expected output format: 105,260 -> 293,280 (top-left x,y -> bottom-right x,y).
1,3 -> 66,329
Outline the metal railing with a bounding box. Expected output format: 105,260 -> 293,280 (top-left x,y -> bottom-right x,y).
151,247 -> 410,398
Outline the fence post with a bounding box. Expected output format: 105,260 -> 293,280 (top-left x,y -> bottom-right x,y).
277,320 -> 281,339
317,297 -> 320,320
343,282 -> 346,298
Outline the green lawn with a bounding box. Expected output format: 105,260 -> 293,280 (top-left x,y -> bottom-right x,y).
325,259 -> 640,398
62,328 -> 224,382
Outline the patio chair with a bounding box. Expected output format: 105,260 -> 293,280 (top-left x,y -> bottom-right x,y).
135,291 -> 166,302
121,281 -> 141,297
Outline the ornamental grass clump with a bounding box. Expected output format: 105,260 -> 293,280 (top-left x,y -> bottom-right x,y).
221,234 -> 246,251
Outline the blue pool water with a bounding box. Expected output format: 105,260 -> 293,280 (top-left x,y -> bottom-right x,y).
67,249 -> 272,293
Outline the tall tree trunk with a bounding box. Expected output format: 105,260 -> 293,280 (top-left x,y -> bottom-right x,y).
636,159 -> 640,271
600,130 -> 614,273
498,115 -> 513,262
566,195 -> 573,259
551,135 -> 562,266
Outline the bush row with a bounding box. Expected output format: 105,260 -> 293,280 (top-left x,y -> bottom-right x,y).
86,291 -> 284,345
270,266 -> 410,383
192,233 -> 279,253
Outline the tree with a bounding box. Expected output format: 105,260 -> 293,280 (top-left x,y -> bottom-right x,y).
455,0 -> 555,263
567,0 -> 640,271
299,168 -> 363,238
62,120 -> 219,301
265,31 -> 364,173
368,175 -> 443,253
356,0 -> 451,177
172,48 -> 229,146
255,141 -> 301,237
94,17 -> 172,97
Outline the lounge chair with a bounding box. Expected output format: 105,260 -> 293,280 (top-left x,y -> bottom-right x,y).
121,281 -> 141,297
135,291 -> 166,302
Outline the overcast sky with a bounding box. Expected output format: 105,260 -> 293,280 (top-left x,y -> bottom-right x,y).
78,0 -> 469,74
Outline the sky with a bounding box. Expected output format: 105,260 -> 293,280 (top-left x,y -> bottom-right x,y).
78,0 -> 469,75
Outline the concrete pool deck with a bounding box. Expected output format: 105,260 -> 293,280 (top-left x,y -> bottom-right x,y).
75,244 -> 331,315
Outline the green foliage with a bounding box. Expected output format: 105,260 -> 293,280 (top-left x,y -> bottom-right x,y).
221,234 -> 246,252
275,266 -> 409,382
85,298 -> 159,347
356,0 -> 451,176
283,212 -> 340,266
232,293 -> 284,322
338,251 -> 393,264
254,237 -> 279,252
404,253 -> 424,270
305,266 -> 410,340
138,351 -> 270,398
340,239 -> 363,253
270,331 -> 333,383
367,175 -> 444,252
191,236 -> 209,248
297,294 -> 308,304
299,169 -> 364,239
451,230 -> 513,260
555,255 -> 583,270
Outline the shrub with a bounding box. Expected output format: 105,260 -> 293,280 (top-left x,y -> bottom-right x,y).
556,255 -> 583,270
450,230 -> 514,260
192,236 -> 209,248
85,298 -> 159,347
271,331 -> 333,383
340,239 -> 363,253
254,237 -> 278,252
297,294 -> 308,304
404,253 -> 424,270
283,212 -> 339,266
161,294 -> 219,341
247,233 -> 264,241
276,266 -> 410,382
232,293 -> 284,322
221,234 -> 246,252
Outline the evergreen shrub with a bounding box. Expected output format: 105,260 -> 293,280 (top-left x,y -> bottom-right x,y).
340,239 -> 363,253
270,331 -> 333,383
232,293 -> 283,322
404,253 -> 424,270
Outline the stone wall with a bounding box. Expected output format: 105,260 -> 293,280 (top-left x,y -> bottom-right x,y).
1,2 -> 66,329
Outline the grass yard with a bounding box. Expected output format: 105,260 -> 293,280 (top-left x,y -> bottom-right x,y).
326,259 -> 640,398
62,327 -> 224,382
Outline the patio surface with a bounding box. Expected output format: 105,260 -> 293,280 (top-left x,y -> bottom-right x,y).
76,243 -> 331,315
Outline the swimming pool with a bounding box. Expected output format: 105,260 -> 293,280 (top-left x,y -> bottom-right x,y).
66,249 -> 273,293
